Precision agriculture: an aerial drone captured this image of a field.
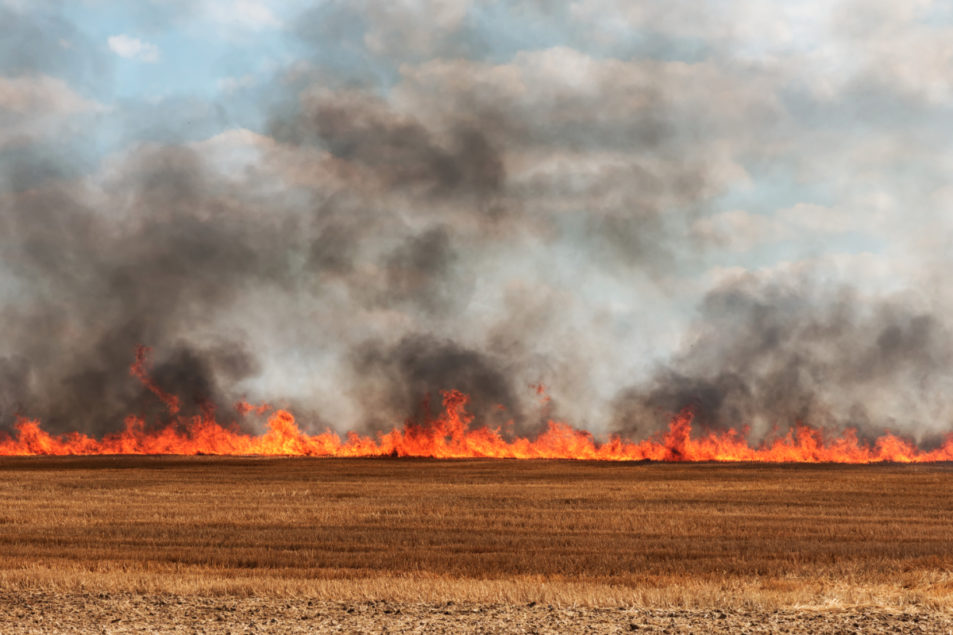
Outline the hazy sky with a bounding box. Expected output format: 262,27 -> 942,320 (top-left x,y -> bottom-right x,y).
2,1 -> 953,440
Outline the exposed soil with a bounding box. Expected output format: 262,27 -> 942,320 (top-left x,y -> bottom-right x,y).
2,593 -> 951,634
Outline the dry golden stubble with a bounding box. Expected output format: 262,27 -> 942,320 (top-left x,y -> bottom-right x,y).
0,458 -> 952,609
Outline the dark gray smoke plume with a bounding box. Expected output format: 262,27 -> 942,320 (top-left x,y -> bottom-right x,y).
351,335 -> 521,431
0,148 -> 293,432
612,273 -> 953,444
1,2 -> 949,443
0,3 -> 730,437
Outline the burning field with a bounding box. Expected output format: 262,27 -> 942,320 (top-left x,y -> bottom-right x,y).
6,0 -> 953,631
4,348 -> 953,464
3,362 -> 953,631
3,360 -> 953,631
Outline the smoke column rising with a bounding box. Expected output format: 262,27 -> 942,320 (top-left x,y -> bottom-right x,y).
1,1 -> 952,446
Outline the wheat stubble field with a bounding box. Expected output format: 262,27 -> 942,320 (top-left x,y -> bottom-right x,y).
1,458 -> 953,633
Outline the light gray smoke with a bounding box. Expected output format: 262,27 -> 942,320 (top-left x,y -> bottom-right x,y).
0,2 -> 949,444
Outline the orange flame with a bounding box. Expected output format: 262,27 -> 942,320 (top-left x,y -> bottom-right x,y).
3,392 -> 953,462
129,346 -> 180,414
2,353 -> 952,461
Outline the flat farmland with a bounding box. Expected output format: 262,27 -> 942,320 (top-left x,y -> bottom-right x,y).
1,458 -> 953,632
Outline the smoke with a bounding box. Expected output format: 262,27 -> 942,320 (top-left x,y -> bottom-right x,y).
0,146 -> 300,432
273,89 -> 505,206
612,272 -> 953,444
1,1 -> 949,443
350,335 -> 521,432
0,18 -> 523,435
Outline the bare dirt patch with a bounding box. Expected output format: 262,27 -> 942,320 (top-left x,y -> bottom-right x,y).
3,594 -> 953,634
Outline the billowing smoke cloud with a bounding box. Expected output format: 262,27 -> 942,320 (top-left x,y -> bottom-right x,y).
613,272 -> 953,444
273,89 -> 505,208
351,335 -> 522,431
0,147 -> 291,432
2,1 -> 951,443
